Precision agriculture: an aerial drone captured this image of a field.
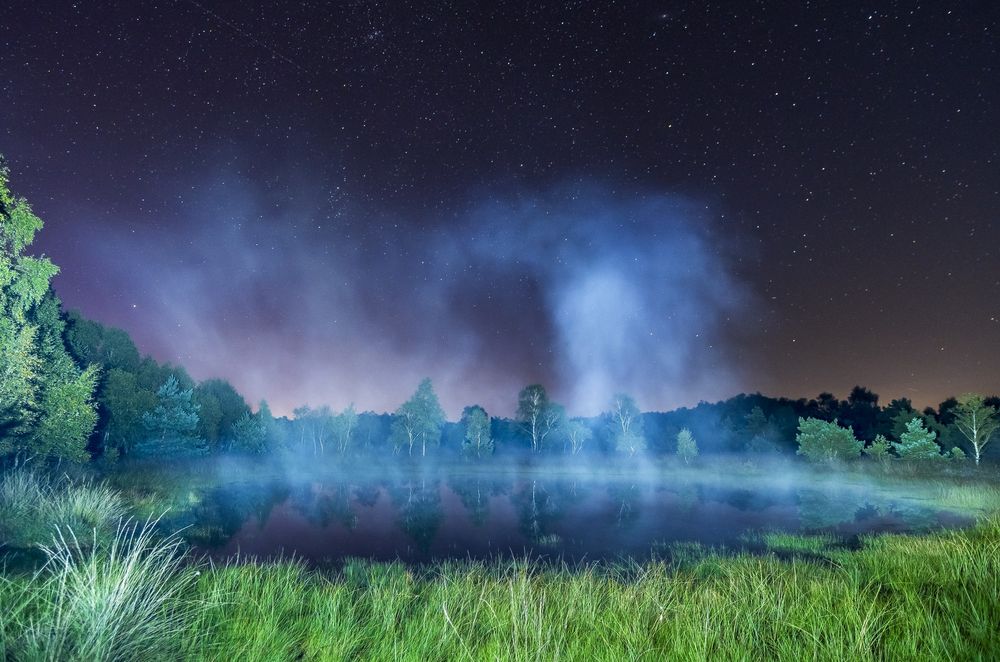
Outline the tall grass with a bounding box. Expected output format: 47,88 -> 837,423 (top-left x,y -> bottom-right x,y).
174,515 -> 1000,660
0,471 -> 126,549
5,518 -> 199,662
3,466 -> 999,659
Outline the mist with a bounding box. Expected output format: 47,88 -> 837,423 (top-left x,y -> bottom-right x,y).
69,176 -> 750,418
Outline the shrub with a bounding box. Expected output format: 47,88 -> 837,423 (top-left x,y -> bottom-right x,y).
795,418 -> 862,463
892,417 -> 943,461
863,434 -> 891,462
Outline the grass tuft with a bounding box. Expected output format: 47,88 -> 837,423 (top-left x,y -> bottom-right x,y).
8,518 -> 198,662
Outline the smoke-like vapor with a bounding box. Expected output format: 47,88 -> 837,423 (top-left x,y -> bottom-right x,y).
74,176 -> 751,417
455,189 -> 748,413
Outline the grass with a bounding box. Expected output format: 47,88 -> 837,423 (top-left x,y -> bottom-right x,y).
178,516 -> 1000,660
0,471 -> 127,550
2,464 -> 999,660
747,530 -> 843,554
2,518 -> 198,661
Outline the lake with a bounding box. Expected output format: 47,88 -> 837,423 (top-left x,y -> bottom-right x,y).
170,466 -> 972,565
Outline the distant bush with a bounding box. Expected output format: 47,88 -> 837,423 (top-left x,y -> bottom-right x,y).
795,418 -> 862,463
892,417 -> 943,461
863,434 -> 891,462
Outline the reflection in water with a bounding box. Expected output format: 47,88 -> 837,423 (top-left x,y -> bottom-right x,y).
182,473 -> 970,565
608,483 -> 642,528
390,479 -> 443,552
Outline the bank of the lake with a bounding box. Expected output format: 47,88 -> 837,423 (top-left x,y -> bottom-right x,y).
1,462 -> 999,660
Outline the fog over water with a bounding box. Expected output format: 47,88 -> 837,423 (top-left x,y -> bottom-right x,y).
171,458 -> 971,566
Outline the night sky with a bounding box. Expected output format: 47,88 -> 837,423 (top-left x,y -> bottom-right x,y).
2,2 -> 998,417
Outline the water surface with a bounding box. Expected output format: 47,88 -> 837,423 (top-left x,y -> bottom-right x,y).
175,470 -> 970,564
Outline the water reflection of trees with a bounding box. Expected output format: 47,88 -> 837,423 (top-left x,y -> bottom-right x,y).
796,488 -> 942,531
448,477 -> 505,526
796,489 -> 866,529
389,479 -> 443,552
513,480 -> 570,544
352,482 -> 381,508
185,481 -> 290,546
607,483 -> 642,528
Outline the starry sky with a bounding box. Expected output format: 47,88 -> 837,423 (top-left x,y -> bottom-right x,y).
2,1 -> 998,417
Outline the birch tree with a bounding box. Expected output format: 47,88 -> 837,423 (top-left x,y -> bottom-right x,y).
952,393 -> 998,465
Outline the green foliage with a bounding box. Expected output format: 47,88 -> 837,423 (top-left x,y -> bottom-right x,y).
743,405 -> 778,452
795,417 -> 862,463
0,160 -> 98,461
892,417 -> 943,461
0,471 -> 126,549
64,312 -> 141,373
292,405 -> 334,455
30,364 -> 100,463
230,412 -> 268,454
461,405 -> 493,458
99,369 -> 158,459
194,379 -> 250,450
676,428 -> 698,464
257,400 -> 283,451
951,393 -> 998,465
9,506 -> 999,661
7,519 -> 197,661
948,446 -> 966,462
135,375 -> 205,457
863,434 -> 891,462
390,378 -> 445,457
0,321 -> 40,445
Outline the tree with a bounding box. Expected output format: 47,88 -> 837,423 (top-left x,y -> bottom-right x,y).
843,386 -> 880,440
892,417 -> 942,461
951,393 -> 998,465
795,417 -> 862,463
256,400 -> 284,451
136,375 -> 204,457
99,368 -> 158,459
881,398 -> 916,439
814,392 -> 841,420
292,405 -> 334,456
515,384 -> 564,453
564,419 -> 592,455
461,405 -> 493,458
863,434 -> 891,463
390,379 -> 445,457
743,405 -> 778,453
610,392 -> 646,457
194,379 -> 250,450
230,411 -> 267,454
676,428 -> 698,464
64,313 -> 141,373
0,158 -> 98,461
332,404 -> 358,455
30,364 -> 100,463
615,430 -> 646,457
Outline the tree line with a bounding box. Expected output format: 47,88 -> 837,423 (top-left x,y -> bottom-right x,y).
2,158 -> 998,467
